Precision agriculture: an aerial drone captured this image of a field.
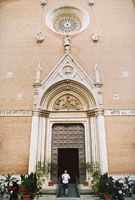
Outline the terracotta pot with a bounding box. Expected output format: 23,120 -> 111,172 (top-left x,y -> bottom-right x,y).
83,181 -> 88,186
6,186 -> 11,191
19,186 -> 25,193
104,195 -> 112,200
22,195 -> 31,200
48,181 -> 54,186
94,192 -> 99,196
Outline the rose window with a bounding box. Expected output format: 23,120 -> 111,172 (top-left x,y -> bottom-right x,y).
46,5 -> 90,35
53,14 -> 82,34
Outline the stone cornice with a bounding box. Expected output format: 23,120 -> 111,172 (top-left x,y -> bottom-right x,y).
104,109 -> 135,116
87,108 -> 104,117
94,81 -> 102,87
32,108 -> 50,117
0,109 -> 134,117
0,110 -> 32,117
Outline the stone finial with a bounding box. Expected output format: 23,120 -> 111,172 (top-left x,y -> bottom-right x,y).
35,63 -> 42,84
40,0 -> 47,6
64,35 -> 70,53
94,63 -> 101,84
88,0 -> 94,5
36,32 -> 45,43
92,33 -> 99,43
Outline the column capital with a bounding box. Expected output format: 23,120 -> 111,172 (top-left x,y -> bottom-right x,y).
87,108 -> 104,117
39,109 -> 50,118
32,108 -> 50,117
32,108 -> 40,116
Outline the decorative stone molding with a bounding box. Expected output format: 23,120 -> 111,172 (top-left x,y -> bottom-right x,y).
53,94 -> 83,111
62,64 -> 74,76
36,32 -> 45,43
32,108 -> 49,117
40,0 -> 47,6
92,33 -> 99,43
122,70 -> 128,77
39,109 -> 50,117
113,93 -> 119,100
0,110 -> 32,117
7,71 -> 13,78
35,63 -> 42,84
64,36 -> 71,52
87,108 -> 104,117
88,0 -> 94,5
46,5 -> 89,35
16,93 -> 22,100
104,109 -> 135,116
94,63 -> 102,86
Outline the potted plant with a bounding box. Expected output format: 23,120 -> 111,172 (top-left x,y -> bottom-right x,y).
36,161 -> 54,187
89,162 -> 101,197
2,173 -> 16,191
36,161 -> 46,191
98,173 -> 114,200
21,172 -> 37,200
120,175 -> 134,197
48,162 -> 57,186
19,174 -> 26,193
80,162 -> 93,186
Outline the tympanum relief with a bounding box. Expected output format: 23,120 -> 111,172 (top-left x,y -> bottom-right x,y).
53,95 -> 83,111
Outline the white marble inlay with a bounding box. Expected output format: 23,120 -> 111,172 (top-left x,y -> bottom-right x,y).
16,93 -> 22,100
7,71 -> 13,78
122,70 -> 128,77
113,93 -> 119,100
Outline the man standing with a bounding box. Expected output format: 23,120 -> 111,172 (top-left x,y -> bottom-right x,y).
62,170 -> 70,196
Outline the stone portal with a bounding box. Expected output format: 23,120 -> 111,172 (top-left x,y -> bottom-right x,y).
51,124 -> 86,183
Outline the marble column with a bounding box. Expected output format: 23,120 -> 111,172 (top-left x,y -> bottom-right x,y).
96,109 -> 108,173
28,109 -> 39,174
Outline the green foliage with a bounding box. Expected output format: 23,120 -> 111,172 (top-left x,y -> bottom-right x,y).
36,161 -> 56,189
21,172 -> 37,197
2,173 -> 16,185
98,173 -> 114,195
121,176 -> 134,187
90,162 -> 101,193
36,161 -> 51,177
36,161 -> 46,190
20,174 -> 25,184
80,162 -> 100,174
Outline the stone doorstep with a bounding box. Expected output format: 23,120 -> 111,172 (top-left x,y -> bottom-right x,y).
33,194 -> 100,200
42,184 -> 92,195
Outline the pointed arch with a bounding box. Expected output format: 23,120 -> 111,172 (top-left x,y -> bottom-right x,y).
40,80 -> 96,111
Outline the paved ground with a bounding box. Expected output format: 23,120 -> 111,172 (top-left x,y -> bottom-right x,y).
34,194 -> 135,200
1,194 -> 135,200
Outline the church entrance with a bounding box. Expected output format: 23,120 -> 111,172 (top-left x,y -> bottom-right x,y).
58,148 -> 79,183
51,124 -> 86,183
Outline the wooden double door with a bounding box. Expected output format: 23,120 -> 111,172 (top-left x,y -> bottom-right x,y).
51,123 -> 86,183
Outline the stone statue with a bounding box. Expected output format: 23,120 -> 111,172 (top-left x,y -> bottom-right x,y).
36,32 -> 45,43
92,33 -> 99,43
35,63 -> 41,83
64,35 -> 70,52
94,63 -> 101,83
40,0 -> 47,6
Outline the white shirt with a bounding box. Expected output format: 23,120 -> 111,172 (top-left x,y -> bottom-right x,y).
62,173 -> 70,184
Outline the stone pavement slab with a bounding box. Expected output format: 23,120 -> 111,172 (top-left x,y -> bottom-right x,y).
1,195 -> 135,200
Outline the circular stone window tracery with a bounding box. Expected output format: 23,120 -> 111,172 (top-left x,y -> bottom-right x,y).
54,14 -> 82,34
46,5 -> 90,35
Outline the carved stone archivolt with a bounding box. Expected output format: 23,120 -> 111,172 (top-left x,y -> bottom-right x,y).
53,95 -> 83,111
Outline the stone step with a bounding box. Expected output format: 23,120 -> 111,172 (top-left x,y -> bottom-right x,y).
58,184 -> 80,198
34,194 -> 135,200
34,194 -> 100,200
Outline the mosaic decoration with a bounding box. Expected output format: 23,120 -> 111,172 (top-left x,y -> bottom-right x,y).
53,14 -> 82,34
